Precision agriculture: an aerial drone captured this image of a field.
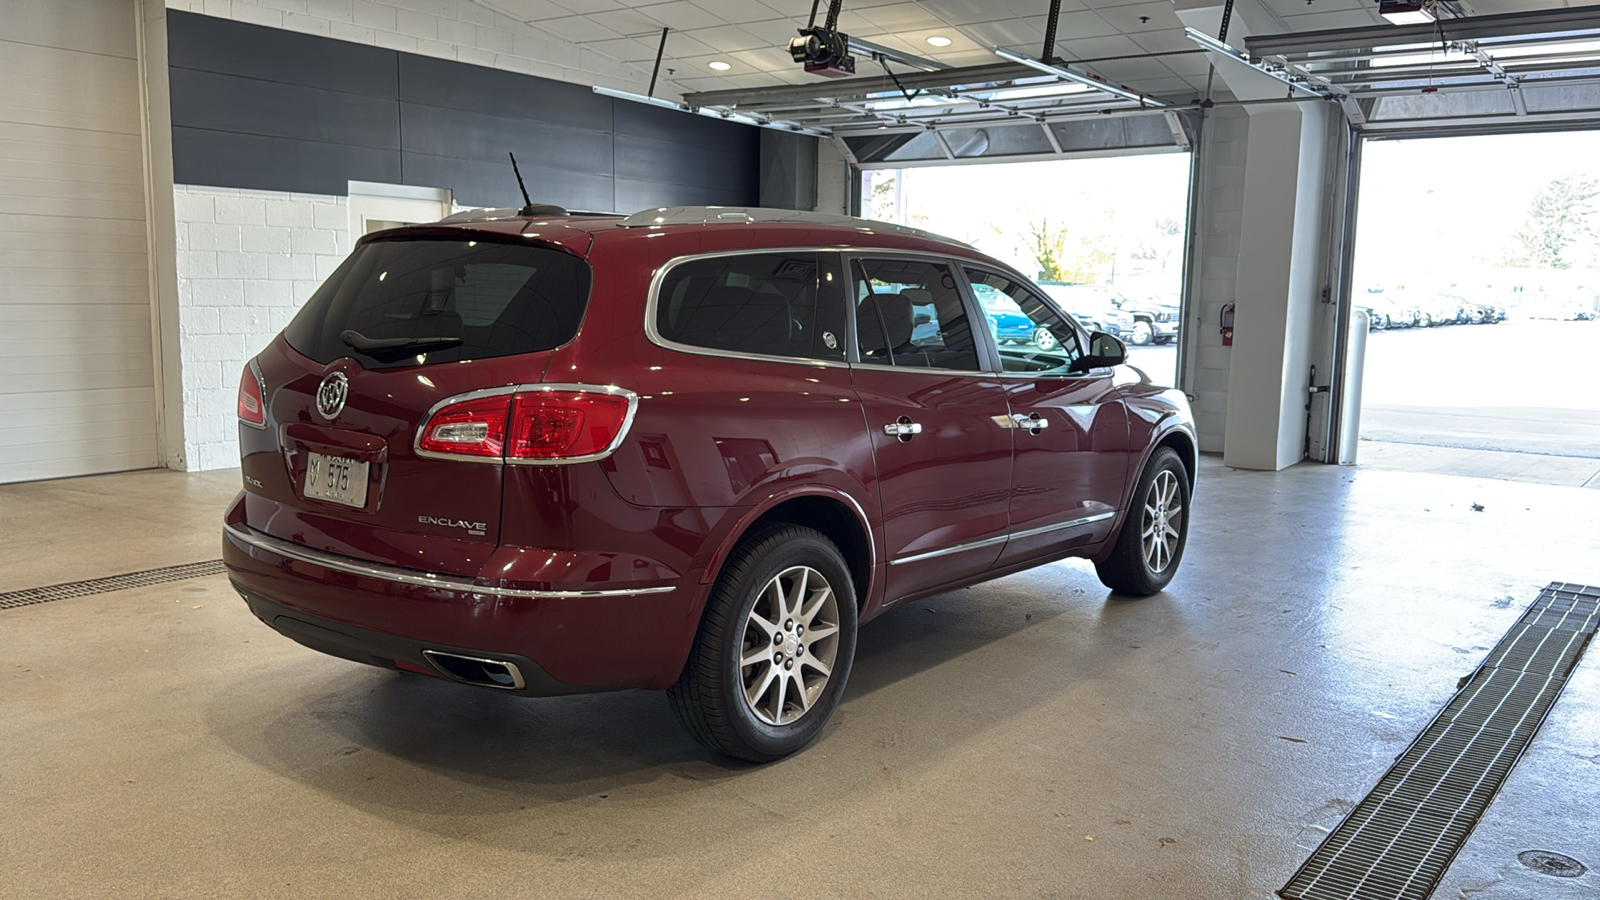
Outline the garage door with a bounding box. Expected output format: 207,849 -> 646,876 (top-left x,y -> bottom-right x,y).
0,2 -> 157,484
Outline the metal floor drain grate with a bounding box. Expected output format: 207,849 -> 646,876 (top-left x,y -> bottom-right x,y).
1280,582 -> 1600,900
0,559 -> 226,610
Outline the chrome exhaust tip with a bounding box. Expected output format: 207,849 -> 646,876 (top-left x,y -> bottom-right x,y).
420,649 -> 526,690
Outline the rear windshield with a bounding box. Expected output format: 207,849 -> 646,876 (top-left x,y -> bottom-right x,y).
283,237 -> 591,369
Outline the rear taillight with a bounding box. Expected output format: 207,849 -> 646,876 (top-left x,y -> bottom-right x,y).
238,361 -> 266,429
417,386 -> 635,463
417,396 -> 510,458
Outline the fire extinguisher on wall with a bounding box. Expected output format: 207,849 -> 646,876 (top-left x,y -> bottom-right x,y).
1220,302 -> 1235,346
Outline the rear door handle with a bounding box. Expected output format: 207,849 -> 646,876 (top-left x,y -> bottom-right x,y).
883,417 -> 923,439
1011,413 -> 1049,433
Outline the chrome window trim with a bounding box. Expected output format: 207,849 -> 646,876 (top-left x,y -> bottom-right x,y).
888,512 -> 1116,567
643,248 -> 852,368
412,382 -> 640,466
225,522 -> 676,599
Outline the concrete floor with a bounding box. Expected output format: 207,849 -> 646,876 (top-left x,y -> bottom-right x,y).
3,458 -> 1598,899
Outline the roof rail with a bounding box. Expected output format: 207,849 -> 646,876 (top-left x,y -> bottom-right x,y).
437,206 -> 619,224
616,206 -> 956,243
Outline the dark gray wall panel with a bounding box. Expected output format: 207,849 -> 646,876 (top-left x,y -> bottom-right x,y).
172,128 -> 402,196
167,10 -> 397,95
614,138 -> 756,193
397,54 -> 610,133
167,10 -> 759,211
170,68 -> 400,148
613,101 -> 755,152
614,179 -> 753,212
397,103 -> 612,173
404,154 -> 617,212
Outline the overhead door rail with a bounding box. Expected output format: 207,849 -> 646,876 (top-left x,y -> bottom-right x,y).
1237,4 -> 1600,134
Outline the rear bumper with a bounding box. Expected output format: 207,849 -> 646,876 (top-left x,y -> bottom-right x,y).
223,518 -> 706,692
236,588 -> 598,696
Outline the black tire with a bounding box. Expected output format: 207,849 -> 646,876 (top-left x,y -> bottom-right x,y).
1095,447 -> 1190,596
668,524 -> 858,762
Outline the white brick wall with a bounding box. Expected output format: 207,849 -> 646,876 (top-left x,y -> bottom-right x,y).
164,0 -> 651,94
173,185 -> 350,470
1187,106 -> 1249,454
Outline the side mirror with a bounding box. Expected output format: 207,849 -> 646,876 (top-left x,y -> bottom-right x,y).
913,313 -> 932,326
1069,331 -> 1127,372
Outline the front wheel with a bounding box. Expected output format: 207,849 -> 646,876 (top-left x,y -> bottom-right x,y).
1095,447 -> 1190,596
1129,320 -> 1154,345
668,524 -> 857,761
1033,325 -> 1058,351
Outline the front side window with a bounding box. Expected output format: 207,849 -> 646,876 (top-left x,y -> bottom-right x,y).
851,257 -> 979,371
964,268 -> 1085,374
655,252 -> 844,361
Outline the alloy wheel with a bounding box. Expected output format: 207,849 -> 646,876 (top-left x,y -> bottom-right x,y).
1034,326 -> 1058,351
739,565 -> 841,726
1140,469 -> 1183,574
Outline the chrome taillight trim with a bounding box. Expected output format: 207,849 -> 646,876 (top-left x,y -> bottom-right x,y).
224,522 -> 675,599
411,382 -> 640,466
239,358 -> 268,430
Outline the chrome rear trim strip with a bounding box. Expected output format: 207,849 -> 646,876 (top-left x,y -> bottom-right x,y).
888,512 -> 1116,567
223,523 -> 676,599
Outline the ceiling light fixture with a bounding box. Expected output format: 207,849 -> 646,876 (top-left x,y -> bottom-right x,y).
708,60 -> 731,71
1378,0 -> 1437,25
926,35 -> 952,47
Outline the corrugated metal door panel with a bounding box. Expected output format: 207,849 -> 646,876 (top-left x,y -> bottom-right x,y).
0,5 -> 156,484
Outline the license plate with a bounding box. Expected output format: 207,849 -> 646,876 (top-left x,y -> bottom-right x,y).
304,452 -> 370,509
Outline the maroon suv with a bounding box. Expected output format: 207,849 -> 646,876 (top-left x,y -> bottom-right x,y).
223,205 -> 1196,761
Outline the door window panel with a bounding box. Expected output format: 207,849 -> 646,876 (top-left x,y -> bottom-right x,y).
851,258 -> 979,371
656,252 -> 845,361
964,268 -> 1085,374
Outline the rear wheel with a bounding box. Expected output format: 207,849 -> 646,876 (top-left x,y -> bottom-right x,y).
1095,447 -> 1190,596
1033,326 -> 1058,351
668,525 -> 857,762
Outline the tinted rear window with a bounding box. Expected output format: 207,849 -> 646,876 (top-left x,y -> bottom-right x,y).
283,238 -> 591,369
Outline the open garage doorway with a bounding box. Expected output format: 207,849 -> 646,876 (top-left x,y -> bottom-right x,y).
1349,130 -> 1600,488
859,153 -> 1193,388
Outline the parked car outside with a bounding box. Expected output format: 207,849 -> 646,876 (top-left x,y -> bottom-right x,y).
1039,283 -> 1134,341
1115,291 -> 1182,345
1362,291 -> 1422,329
971,287 -> 1043,345
223,205 -> 1199,762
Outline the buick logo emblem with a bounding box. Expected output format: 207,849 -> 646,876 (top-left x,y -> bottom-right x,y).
315,372 -> 349,420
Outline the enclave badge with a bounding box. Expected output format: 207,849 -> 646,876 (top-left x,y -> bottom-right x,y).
315,372 -> 349,420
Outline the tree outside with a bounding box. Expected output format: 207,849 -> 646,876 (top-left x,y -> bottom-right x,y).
1510,175 -> 1598,270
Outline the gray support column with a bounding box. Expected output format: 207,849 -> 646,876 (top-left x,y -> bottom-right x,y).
758,130 -> 819,211
1222,101 -> 1333,470
137,0 -> 185,470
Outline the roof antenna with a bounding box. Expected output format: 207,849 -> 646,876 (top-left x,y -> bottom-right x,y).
507,151 -> 568,216
509,151 -> 533,213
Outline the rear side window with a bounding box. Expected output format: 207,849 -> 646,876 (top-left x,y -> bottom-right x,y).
654,252 -> 845,361
283,238 -> 591,369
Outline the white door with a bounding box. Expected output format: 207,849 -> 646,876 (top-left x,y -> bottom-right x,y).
347,182 -> 452,237
0,2 -> 156,484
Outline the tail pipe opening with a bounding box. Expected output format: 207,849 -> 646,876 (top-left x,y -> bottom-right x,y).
421,649 -> 526,690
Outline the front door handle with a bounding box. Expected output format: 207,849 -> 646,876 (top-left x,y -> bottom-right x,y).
883,417 -> 923,440
1011,413 -> 1049,434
